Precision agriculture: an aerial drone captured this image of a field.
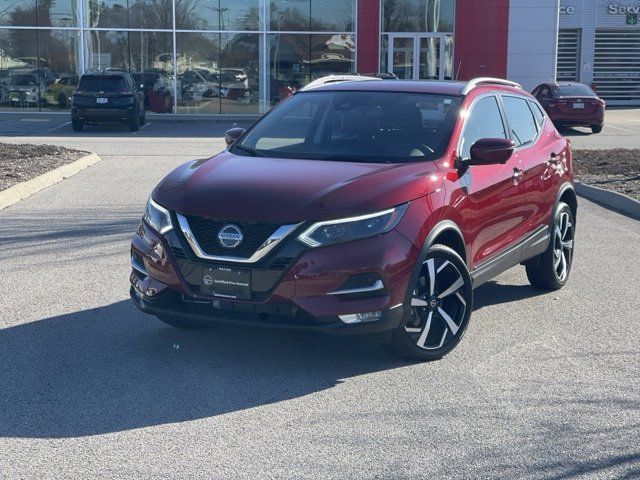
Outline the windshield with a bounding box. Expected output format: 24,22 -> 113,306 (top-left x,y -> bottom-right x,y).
554,84 -> 595,97
78,75 -> 126,92
10,75 -> 36,86
233,91 -> 462,163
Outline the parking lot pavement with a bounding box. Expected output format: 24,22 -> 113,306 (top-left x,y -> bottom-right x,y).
561,107 -> 640,149
3,107 -> 640,149
0,133 -> 638,479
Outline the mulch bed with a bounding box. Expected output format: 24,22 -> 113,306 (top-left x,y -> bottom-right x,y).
573,149 -> 640,202
0,143 -> 87,191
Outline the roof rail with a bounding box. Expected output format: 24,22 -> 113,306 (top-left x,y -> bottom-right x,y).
462,77 -> 523,95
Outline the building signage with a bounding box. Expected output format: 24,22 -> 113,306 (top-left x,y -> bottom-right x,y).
559,6 -> 576,15
608,4 -> 640,15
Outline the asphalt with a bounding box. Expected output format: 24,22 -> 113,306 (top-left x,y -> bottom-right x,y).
0,126 -> 639,478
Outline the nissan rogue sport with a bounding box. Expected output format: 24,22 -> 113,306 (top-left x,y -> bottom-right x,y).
130,77 -> 576,360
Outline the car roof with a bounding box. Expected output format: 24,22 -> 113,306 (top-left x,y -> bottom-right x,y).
301,79 -> 527,97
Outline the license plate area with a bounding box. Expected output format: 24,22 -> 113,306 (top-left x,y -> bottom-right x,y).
200,267 -> 251,300
572,102 -> 584,109
96,97 -> 108,104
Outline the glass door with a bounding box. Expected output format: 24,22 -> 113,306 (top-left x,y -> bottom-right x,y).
388,34 -> 446,80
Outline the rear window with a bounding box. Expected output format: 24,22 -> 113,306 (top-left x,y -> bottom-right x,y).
79,75 -> 126,92
502,96 -> 538,147
234,91 -> 462,163
554,84 -> 595,97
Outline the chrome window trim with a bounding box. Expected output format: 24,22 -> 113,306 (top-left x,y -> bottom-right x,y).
327,280 -> 385,296
176,213 -> 302,263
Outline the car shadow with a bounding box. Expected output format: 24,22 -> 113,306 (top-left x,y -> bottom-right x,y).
0,300 -> 407,439
557,126 -> 592,137
473,280 -> 548,310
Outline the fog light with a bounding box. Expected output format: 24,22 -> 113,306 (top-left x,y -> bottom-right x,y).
338,311 -> 382,324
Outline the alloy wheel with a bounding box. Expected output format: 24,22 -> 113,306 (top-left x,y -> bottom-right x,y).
404,256 -> 470,351
553,210 -> 574,283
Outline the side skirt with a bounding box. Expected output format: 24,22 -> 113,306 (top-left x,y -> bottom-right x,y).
470,225 -> 549,288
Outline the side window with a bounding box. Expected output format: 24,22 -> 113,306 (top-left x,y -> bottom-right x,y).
460,96 -> 507,159
528,100 -> 545,130
502,96 -> 538,147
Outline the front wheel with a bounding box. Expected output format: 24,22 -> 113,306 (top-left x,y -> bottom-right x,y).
525,202 -> 575,290
128,113 -> 140,132
390,244 -> 473,361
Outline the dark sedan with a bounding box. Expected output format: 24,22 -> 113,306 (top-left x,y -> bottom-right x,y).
532,82 -> 605,134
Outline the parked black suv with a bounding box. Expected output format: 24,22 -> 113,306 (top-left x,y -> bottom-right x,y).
71,72 -> 145,132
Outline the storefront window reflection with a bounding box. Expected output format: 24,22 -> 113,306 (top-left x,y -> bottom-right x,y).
270,33 -> 354,104
382,0 -> 455,33
0,28 -> 79,111
1,0 -> 356,114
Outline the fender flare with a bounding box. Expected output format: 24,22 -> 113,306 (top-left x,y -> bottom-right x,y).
551,182 -> 577,228
402,220 -> 466,308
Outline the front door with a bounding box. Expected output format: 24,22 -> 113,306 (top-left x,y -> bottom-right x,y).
388,34 -> 446,80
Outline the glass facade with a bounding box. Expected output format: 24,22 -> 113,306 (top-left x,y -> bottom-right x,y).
380,0 -> 455,80
0,0 -> 355,113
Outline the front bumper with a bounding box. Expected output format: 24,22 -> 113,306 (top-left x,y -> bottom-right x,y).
130,213 -> 419,334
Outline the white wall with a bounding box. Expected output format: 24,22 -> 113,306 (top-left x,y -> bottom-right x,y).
507,0 -> 560,91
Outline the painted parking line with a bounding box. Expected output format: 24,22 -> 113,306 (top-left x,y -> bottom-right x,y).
605,123 -> 635,133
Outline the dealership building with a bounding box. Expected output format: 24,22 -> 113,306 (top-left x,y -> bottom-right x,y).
0,0 -> 638,116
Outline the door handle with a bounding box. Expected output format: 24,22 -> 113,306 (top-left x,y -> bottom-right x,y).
512,168 -> 524,182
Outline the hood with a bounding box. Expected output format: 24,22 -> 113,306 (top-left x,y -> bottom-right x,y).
154,151 -> 444,223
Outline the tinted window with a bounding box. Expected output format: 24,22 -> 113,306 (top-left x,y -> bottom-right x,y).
235,91 -> 462,163
78,75 -> 125,92
502,96 -> 538,147
554,84 -> 595,97
460,96 -> 506,159
528,100 -> 545,130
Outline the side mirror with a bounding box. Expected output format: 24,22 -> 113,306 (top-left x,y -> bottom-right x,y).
468,138 -> 515,166
225,127 -> 246,146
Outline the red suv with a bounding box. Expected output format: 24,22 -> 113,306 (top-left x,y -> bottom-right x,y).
130,77 -> 576,360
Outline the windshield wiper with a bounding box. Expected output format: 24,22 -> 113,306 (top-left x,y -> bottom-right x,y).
310,154 -> 389,163
232,144 -> 263,157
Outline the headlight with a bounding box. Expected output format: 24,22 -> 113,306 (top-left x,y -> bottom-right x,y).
298,204 -> 409,248
143,197 -> 173,234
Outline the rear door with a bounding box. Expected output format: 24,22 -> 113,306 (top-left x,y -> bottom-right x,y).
502,95 -> 566,242
456,95 -> 527,269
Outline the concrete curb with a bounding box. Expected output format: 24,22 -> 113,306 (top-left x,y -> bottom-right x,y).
0,153 -> 102,210
575,181 -> 640,221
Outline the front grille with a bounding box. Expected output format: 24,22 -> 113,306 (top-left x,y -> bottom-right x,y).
184,295 -> 298,317
185,215 -> 279,258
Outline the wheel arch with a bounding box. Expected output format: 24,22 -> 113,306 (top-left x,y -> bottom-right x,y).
556,182 -> 577,222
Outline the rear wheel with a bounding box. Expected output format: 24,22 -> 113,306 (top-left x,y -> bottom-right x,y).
390,244 -> 473,361
591,124 -> 603,134
71,119 -> 83,132
526,202 -> 575,290
139,108 -> 146,126
155,314 -> 212,330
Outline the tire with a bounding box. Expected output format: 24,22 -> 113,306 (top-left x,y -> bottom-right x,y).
390,244 -> 473,361
72,119 -> 83,132
57,92 -> 67,109
155,314 -> 212,330
591,124 -> 603,134
526,202 -> 575,290
128,113 -> 140,132
139,109 -> 146,126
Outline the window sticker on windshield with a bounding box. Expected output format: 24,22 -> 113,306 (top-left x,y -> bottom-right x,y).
444,99 -> 452,104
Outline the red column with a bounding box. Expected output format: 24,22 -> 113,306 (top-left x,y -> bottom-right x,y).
356,0 -> 380,74
454,0 -> 510,80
